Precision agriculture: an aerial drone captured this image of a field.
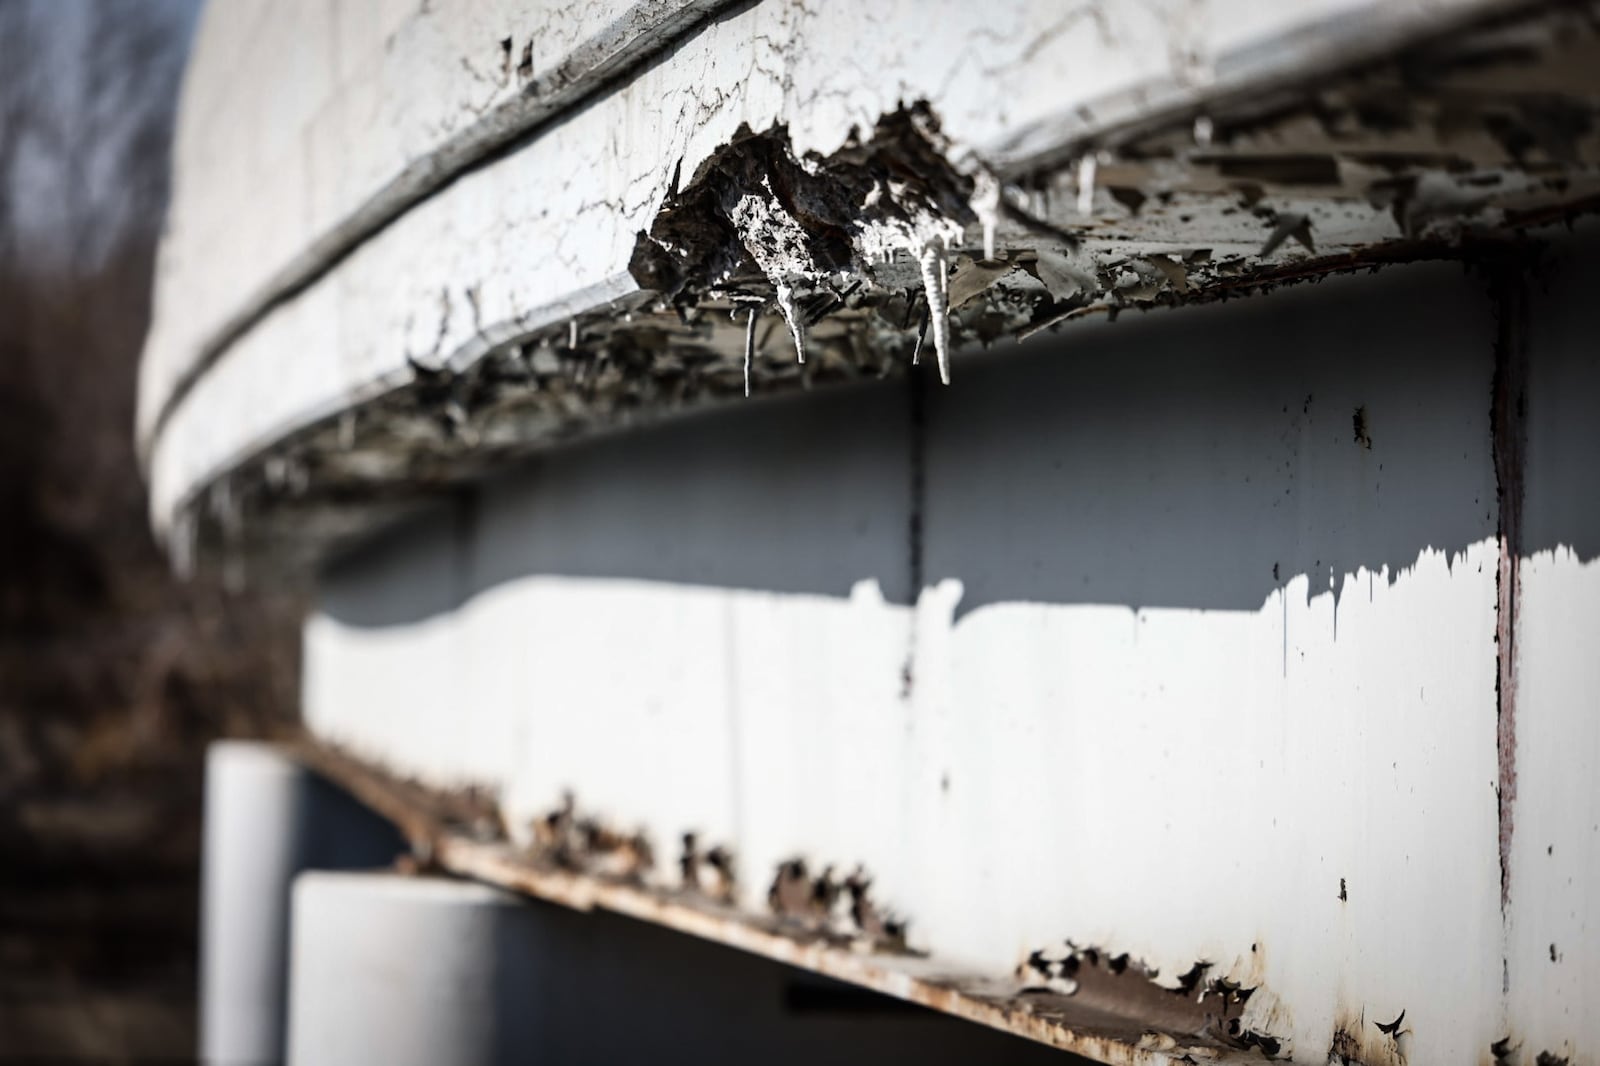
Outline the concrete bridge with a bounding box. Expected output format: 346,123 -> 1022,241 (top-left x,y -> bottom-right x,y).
143,2 -> 1600,1063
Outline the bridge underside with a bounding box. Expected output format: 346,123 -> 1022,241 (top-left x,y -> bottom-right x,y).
146,2 -> 1600,1063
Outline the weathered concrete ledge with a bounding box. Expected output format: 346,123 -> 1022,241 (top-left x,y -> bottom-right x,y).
291,739 -> 1279,1065
141,0 -> 1600,576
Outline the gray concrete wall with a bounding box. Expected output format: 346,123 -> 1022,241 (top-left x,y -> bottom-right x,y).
306,231 -> 1600,1062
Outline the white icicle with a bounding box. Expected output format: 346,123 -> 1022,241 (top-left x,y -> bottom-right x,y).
969,169 -> 1001,263
1193,114 -> 1214,149
1076,154 -> 1097,216
918,240 -> 951,385
775,283 -> 805,364
743,307 -> 758,397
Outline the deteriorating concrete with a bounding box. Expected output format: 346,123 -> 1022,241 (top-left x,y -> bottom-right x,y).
145,3 -> 1600,1063
305,259 -> 1528,1062
144,1 -> 1600,570
292,741 -> 1265,1065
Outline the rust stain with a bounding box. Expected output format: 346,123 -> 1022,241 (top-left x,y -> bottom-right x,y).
288,738 -> 1264,1065
1489,253 -> 1529,918
1329,1003 -> 1410,1066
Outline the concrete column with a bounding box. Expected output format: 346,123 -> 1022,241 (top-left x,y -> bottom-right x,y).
200,741 -> 402,1066
285,873 -> 544,1066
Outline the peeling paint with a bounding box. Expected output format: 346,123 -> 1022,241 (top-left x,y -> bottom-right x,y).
155,0 -> 1600,570
1016,941 -> 1288,1059
1326,1002 -> 1421,1066
290,740 -> 1272,1065
679,831 -> 738,904
767,858 -> 911,953
525,792 -> 655,882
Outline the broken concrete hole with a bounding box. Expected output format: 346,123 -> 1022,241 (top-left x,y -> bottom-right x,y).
625,102 -> 1240,393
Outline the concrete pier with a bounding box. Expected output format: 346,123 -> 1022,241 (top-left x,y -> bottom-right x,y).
199,741 -> 401,1065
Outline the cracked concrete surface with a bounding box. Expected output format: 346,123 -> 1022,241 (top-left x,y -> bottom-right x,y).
145,0 -> 1600,575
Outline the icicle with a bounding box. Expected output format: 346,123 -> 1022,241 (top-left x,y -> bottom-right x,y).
969,169 -> 1001,263
1076,154 -> 1097,216
567,318 -> 579,350
918,240 -> 951,385
775,283 -> 805,364
743,307 -> 758,398
911,305 -> 929,366
1193,114 -> 1214,149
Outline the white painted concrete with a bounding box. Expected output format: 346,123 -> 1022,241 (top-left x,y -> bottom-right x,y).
287,873 -> 541,1066
300,257 -> 1565,1061
141,0 -> 1522,533
144,0 -> 711,442
200,742 -> 401,1066
1505,231 -> 1600,1064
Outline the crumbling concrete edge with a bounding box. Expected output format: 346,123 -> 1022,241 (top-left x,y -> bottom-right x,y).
142,0 -> 1538,467
287,738 -> 1296,1066
138,0 -> 744,465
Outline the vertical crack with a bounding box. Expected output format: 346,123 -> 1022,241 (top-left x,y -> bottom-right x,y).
1488,251 -> 1529,946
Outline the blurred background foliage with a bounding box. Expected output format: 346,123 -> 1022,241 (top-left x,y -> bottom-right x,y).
0,3 -> 301,1059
